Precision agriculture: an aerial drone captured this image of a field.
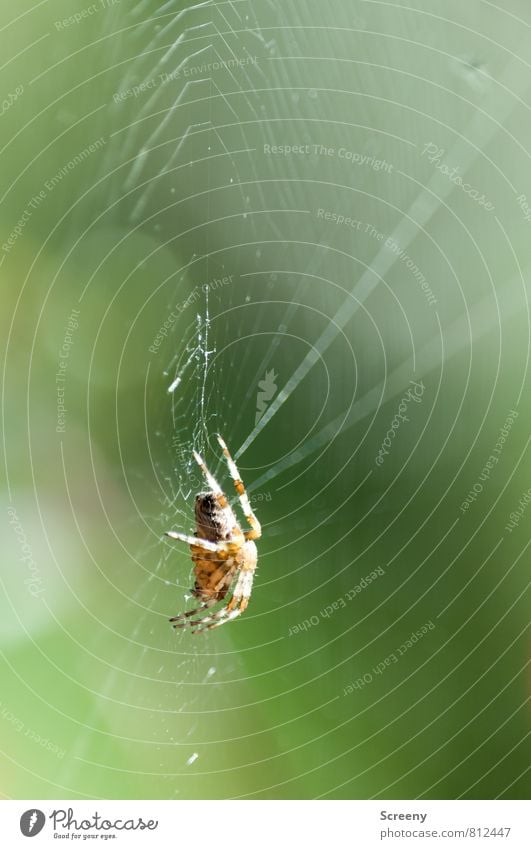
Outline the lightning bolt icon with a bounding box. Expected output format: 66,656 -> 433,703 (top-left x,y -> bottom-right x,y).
28,811 -> 37,833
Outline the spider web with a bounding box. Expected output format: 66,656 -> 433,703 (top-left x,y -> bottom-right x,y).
40,0 -> 531,801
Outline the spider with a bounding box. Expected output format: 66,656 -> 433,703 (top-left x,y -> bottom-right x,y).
166,435 -> 262,633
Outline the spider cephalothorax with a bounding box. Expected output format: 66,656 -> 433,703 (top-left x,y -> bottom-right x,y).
166,436 -> 261,633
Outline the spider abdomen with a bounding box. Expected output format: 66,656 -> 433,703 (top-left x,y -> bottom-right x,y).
195,491 -> 235,541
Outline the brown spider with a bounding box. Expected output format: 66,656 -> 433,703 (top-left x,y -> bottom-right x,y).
166,435 -> 262,633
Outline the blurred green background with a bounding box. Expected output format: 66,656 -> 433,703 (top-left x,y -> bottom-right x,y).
1,0 -> 529,799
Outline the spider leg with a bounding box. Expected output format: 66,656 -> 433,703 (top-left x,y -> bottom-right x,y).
164,531 -> 225,552
169,566 -> 236,628
169,598 -> 217,627
193,448 -> 232,513
216,434 -> 262,541
193,449 -> 223,495
192,607 -> 242,632
191,566 -> 255,633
